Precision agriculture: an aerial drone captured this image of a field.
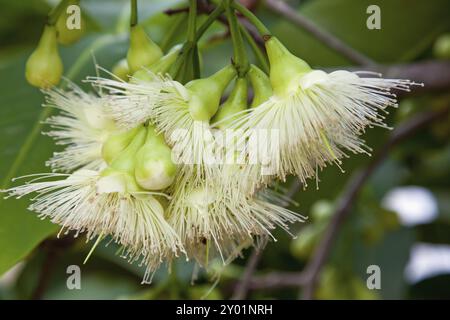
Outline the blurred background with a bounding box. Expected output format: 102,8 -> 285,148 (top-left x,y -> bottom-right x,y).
0,0 -> 449,300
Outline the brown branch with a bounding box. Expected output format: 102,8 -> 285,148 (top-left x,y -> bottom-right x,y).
231,237 -> 268,299
31,236 -> 76,300
248,271 -> 309,290
265,0 -> 375,66
245,104 -> 450,297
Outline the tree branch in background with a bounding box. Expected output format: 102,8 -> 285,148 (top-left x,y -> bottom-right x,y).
31,236 -> 76,300
244,104 -> 450,297
231,237 -> 268,299
265,0 -> 375,66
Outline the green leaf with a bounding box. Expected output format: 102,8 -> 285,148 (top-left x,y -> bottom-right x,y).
0,34 -> 122,276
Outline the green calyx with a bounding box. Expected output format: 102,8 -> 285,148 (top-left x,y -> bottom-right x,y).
130,45 -> 182,84
264,36 -> 311,97
102,126 -> 141,165
212,77 -> 248,129
186,65 -> 236,121
248,64 -> 272,107
25,25 -> 63,88
148,44 -> 182,74
55,0 -> 85,45
127,25 -> 163,73
112,58 -> 130,81
135,125 -> 177,191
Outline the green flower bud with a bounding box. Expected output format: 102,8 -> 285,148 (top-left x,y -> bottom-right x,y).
112,58 -> 130,81
248,65 -> 272,107
25,25 -> 63,88
186,65 -> 236,121
264,36 -> 311,97
108,125 -> 147,174
135,125 -> 176,191
212,77 -> 248,129
127,25 -> 163,73
129,45 -> 182,84
148,44 -> 181,74
102,126 -> 141,165
55,0 -> 85,45
433,33 -> 450,59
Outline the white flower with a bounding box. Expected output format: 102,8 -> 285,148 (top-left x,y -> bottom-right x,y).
167,175 -> 304,266
152,79 -> 222,183
88,70 -> 168,130
3,169 -> 182,279
43,83 -> 116,172
230,69 -> 421,186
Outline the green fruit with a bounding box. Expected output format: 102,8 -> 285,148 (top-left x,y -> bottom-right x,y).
186,65 -> 236,121
264,36 -> 311,97
135,125 -> 177,191
248,65 -> 272,107
433,34 -> 450,59
212,77 -> 248,129
112,58 -> 130,81
25,25 -> 63,88
56,0 -> 85,45
127,25 -> 163,73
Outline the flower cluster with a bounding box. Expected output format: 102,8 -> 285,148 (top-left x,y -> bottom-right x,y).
6,0 -> 421,283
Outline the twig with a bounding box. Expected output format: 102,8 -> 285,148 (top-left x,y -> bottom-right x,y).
265,0 -> 375,66
245,105 -> 449,297
248,271 -> 309,290
231,237 -> 268,299
31,236 -> 76,300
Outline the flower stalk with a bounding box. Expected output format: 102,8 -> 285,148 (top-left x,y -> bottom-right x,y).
225,0 -> 249,77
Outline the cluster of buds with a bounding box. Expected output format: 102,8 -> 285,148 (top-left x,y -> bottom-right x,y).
6,0 -> 421,283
